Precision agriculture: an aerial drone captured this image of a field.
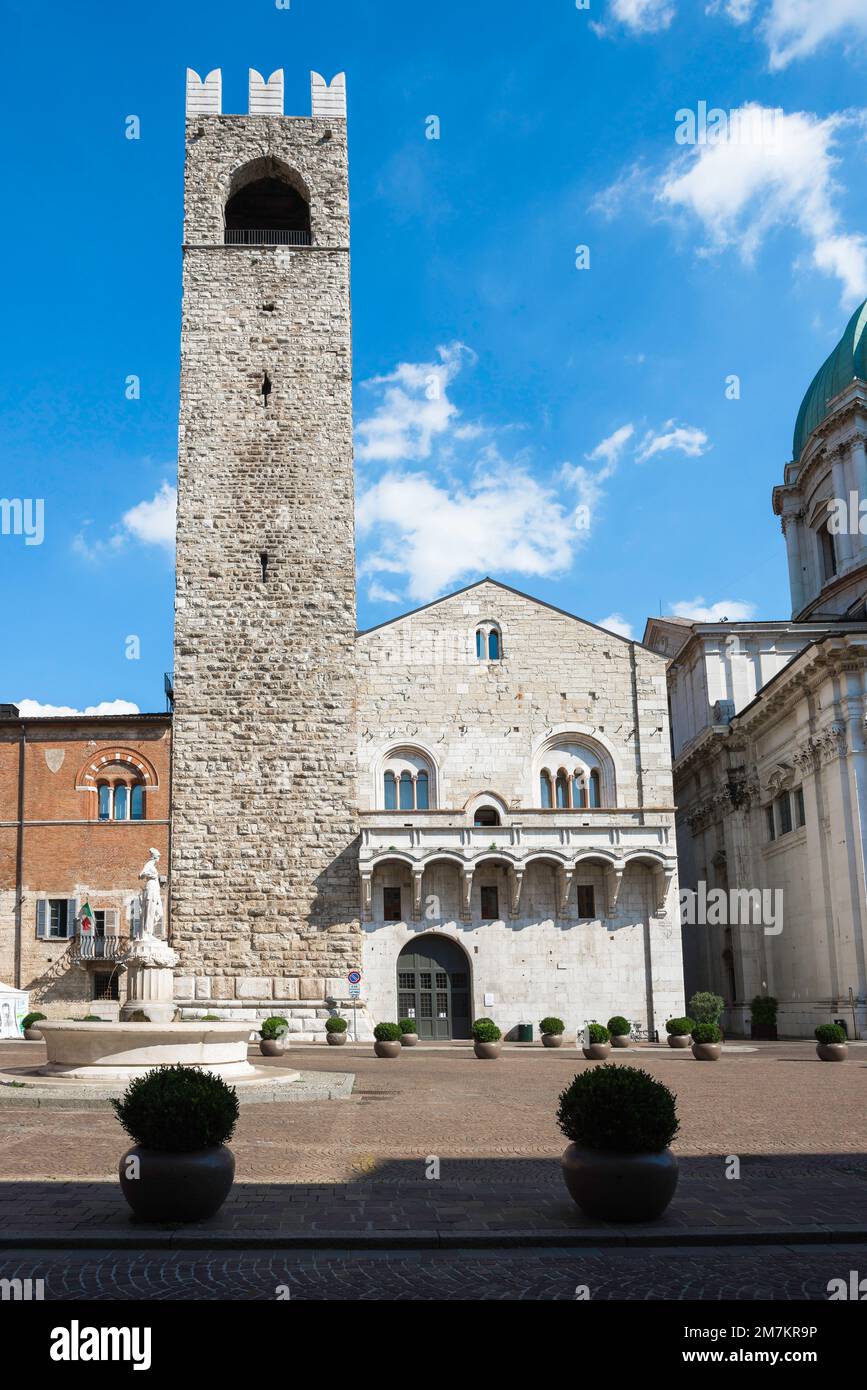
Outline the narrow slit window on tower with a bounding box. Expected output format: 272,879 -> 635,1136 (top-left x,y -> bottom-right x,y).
260,551 -> 269,582
261,372 -> 272,407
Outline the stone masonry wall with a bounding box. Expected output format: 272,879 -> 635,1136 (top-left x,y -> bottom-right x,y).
357,581 -> 674,810
171,113 -> 359,1021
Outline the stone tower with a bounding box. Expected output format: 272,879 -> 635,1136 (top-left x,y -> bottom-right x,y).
171,68 -> 359,1034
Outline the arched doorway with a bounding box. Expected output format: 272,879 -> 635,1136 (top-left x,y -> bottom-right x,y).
396,935 -> 471,1040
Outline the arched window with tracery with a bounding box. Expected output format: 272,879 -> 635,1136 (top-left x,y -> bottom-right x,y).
474,621 -> 503,663
380,748 -> 437,811
536,736 -> 612,809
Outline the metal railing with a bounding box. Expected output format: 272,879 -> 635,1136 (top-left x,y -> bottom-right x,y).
164,671 -> 174,711
224,228 -> 311,246
71,935 -> 130,963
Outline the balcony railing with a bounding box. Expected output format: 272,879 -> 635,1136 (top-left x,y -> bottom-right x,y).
70,935 -> 130,963
224,228 -> 312,246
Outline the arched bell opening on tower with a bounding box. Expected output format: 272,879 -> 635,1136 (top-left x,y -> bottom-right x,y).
224,159 -> 311,246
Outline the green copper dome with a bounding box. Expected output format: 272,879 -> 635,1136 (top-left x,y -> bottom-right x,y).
793,300 -> 867,461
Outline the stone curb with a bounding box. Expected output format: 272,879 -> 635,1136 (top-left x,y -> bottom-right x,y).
1,1224 -> 865,1251
0,1071 -> 356,1106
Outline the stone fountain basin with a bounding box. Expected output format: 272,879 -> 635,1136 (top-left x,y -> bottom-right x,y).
38,1021 -> 260,1080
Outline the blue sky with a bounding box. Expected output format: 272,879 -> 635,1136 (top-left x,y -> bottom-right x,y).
3,0 -> 867,713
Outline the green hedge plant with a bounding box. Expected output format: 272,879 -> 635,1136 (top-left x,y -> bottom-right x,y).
815,1023 -> 846,1044
260,1016 -> 288,1041
688,993 -> 725,1027
112,1065 -> 239,1152
472,1018 -> 502,1043
587,1023 -> 610,1044
750,995 -> 778,1025
325,1016 -> 348,1034
557,1065 -> 679,1154
21,1012 -> 46,1032
540,1017 -> 565,1036
607,1015 -> 630,1037
373,1022 -> 402,1042
691,1022 -> 722,1044
398,1018 -> 417,1034
665,1017 -> 695,1037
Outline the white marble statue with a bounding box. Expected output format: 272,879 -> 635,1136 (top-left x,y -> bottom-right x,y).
139,848 -> 164,937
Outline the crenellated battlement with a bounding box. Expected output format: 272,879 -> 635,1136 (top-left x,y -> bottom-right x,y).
185,68 -> 347,119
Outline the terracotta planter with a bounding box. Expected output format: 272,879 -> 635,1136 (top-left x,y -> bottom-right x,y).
610,1035 -> 631,1049
816,1042 -> 848,1062
23,1027 -> 43,1041
259,1039 -> 285,1057
542,1033 -> 564,1048
582,1042 -> 611,1061
374,1040 -> 401,1058
399,1033 -> 418,1047
561,1143 -> 678,1223
118,1144 -> 235,1223
473,1040 -> 501,1059
326,1031 -> 347,1046
667,1034 -> 691,1049
691,1042 -> 721,1061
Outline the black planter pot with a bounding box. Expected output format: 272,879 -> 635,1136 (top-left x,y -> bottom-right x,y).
750,1022 -> 777,1040
118,1145 -> 235,1223
561,1144 -> 678,1222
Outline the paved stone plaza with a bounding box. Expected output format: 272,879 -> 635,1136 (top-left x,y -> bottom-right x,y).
1,1040 -> 865,1290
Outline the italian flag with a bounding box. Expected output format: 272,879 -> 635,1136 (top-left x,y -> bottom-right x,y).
78,902 -> 95,933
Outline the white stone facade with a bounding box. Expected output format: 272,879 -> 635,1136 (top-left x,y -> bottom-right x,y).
357,581 -> 684,1039
645,306 -> 867,1040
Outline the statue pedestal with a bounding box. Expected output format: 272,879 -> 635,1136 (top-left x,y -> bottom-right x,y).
120,936 -> 179,1025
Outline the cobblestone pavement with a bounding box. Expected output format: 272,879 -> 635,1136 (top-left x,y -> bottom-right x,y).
2,1040 -> 866,1186
0,1243 -> 861,1300
1,1041 -> 865,1249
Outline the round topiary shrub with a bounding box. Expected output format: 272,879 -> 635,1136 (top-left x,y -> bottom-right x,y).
815,1023 -> 846,1044
82,1015 -> 106,1022
665,1017 -> 695,1037
325,1016 -> 348,1034
688,993 -> 725,1026
607,1016 -> 630,1037
540,1017 -> 565,1036
472,1018 -> 502,1043
691,1022 -> 722,1044
587,1023 -> 610,1044
21,1012 -> 46,1032
112,1065 -> 239,1152
557,1064 -> 679,1154
260,1016 -> 288,1040
750,995 -> 778,1024
373,1022 -> 402,1042
398,1018 -> 417,1034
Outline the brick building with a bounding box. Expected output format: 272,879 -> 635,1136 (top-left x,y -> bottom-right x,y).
0,708 -> 170,1013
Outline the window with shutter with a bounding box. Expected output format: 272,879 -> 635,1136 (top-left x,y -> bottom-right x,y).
36,899 -> 48,938
66,899 -> 78,937
105,908 -> 120,935
129,896 -> 143,938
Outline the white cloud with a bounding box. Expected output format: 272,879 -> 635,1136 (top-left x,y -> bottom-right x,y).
357,466 -> 574,603
586,423 -> 636,471
669,597 -> 757,621
597,613 -> 634,639
706,0 -> 756,21
15,698 -> 141,718
658,103 -> 867,305
635,421 -> 710,463
122,482 -> 176,549
74,481 -> 177,560
765,0 -> 867,69
367,580 -> 403,605
609,0 -> 676,32
355,343 -> 476,463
